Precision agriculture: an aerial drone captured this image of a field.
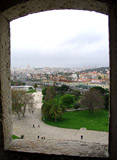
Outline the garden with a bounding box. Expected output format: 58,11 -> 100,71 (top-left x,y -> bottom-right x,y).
41,85 -> 109,132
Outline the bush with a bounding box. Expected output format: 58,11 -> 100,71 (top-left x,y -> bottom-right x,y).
28,87 -> 33,90
42,88 -> 47,96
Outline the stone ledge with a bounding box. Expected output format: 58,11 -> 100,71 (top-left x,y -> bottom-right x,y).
8,139 -> 109,158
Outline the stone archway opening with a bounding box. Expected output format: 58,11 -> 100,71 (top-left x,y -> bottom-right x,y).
2,0 -> 117,159
9,9 -> 109,158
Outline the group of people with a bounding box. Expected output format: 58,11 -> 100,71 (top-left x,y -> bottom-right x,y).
33,124 -> 40,128
32,124 -> 46,140
37,136 -> 45,140
20,134 -> 45,140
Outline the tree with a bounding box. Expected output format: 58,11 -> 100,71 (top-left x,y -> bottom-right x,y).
34,83 -> 38,91
49,99 -> 63,122
42,88 -> 47,96
80,89 -> 104,114
61,94 -> 74,108
21,92 -> 35,117
60,103 -> 67,112
44,87 -> 54,101
90,86 -> 106,95
52,82 -> 56,97
41,99 -> 63,122
11,89 -> 35,119
41,100 -> 52,120
60,85 -> 69,91
44,85 -> 56,101
72,90 -> 81,100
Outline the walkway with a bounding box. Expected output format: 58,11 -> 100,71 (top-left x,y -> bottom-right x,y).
12,91 -> 108,145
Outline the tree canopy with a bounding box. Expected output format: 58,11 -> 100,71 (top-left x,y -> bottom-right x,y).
61,94 -> 75,108
90,86 -> 108,95
72,90 -> 81,100
80,89 -> 104,114
41,99 -> 64,122
12,89 -> 35,119
60,85 -> 70,91
44,86 -> 56,101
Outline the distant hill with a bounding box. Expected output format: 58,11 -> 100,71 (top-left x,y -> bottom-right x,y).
79,67 -> 109,74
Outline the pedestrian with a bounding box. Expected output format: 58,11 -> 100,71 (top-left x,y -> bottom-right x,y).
32,111 -> 34,114
33,124 -> 35,128
81,135 -> 83,140
38,124 -> 40,128
21,135 -> 24,139
37,136 -> 39,139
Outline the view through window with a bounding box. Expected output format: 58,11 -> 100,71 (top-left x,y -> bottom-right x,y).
10,10 -> 109,153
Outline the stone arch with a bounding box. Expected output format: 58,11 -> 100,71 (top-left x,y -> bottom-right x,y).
0,0 -> 113,158
2,0 -> 108,21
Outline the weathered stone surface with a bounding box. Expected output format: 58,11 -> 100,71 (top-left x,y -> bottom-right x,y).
8,139 -> 109,158
2,0 -> 108,21
0,0 -> 117,159
0,0 -> 109,13
0,14 -> 12,149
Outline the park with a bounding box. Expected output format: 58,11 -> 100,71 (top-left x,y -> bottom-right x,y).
12,85 -> 109,146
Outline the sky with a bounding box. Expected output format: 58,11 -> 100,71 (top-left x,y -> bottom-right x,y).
10,10 -> 109,69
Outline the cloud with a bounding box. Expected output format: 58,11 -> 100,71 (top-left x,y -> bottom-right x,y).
10,10 -> 109,68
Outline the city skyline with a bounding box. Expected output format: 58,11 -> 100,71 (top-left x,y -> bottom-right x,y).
11,65 -> 109,71
10,10 -> 109,68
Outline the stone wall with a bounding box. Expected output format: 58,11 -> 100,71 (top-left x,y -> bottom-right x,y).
0,14 -> 12,149
109,4 -> 117,159
8,139 -> 108,157
2,0 -> 108,21
0,0 -> 117,159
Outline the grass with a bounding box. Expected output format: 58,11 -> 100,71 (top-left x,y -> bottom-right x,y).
12,135 -> 21,139
26,89 -> 36,93
44,108 -> 109,132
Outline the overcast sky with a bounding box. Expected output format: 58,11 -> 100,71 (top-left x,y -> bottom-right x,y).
10,10 -> 109,69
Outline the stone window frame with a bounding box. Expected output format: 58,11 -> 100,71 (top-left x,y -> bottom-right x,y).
1,0 -> 116,159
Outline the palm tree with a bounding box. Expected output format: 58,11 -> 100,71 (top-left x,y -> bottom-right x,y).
41,100 -> 51,120
41,99 -> 63,122
49,99 -> 63,122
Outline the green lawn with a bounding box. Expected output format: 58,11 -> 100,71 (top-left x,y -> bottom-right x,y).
26,89 -> 36,93
12,135 -> 21,139
44,108 -> 109,132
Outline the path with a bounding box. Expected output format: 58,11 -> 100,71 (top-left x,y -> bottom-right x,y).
12,91 -> 108,144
